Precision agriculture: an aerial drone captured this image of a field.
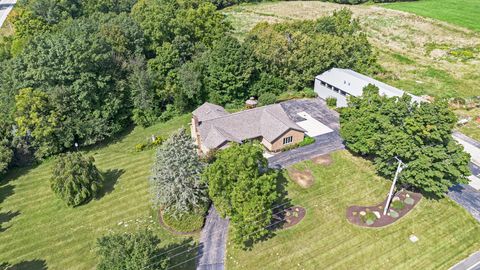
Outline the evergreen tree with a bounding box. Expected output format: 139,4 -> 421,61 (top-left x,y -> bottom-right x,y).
150,128 -> 208,216
50,152 -> 103,207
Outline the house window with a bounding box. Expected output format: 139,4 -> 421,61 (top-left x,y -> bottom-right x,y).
283,136 -> 293,145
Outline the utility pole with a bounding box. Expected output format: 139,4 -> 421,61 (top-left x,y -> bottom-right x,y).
383,157 -> 406,216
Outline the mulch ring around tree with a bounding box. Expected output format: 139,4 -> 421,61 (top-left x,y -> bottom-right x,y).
273,206 -> 306,229
346,190 -> 422,228
158,210 -> 202,236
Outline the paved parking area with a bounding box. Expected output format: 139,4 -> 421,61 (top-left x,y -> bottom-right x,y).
280,98 -> 340,131
268,99 -> 344,168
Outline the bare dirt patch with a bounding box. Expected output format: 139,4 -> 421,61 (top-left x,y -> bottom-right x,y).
311,154 -> 332,166
287,167 -> 313,188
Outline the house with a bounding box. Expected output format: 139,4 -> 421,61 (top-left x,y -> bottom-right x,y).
314,68 -> 425,107
191,102 -> 306,154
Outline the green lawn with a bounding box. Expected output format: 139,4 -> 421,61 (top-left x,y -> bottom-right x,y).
383,0 -> 480,32
227,151 -> 480,269
0,115 -> 198,269
456,108 -> 480,141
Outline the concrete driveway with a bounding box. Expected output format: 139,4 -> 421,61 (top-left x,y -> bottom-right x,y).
0,0 -> 16,28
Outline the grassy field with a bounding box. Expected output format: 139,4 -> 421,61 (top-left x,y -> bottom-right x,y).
0,115 -> 198,269
224,1 -> 480,98
226,151 -> 480,269
383,0 -> 480,32
456,108 -> 480,141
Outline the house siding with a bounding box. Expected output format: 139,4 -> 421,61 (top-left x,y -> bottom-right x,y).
314,78 -> 349,107
267,129 -> 305,152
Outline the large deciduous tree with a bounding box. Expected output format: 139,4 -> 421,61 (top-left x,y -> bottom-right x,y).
202,143 -> 279,248
50,152 -> 103,207
340,85 -> 470,197
150,128 -> 208,216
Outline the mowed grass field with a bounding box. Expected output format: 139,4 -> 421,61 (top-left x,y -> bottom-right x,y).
383,0 -> 480,32
227,151 -> 480,269
0,115 -> 198,269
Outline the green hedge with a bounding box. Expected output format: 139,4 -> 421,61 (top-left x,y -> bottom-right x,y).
281,136 -> 316,152
162,205 -> 209,233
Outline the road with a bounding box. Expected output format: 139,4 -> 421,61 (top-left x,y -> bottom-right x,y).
0,0 -> 16,28
196,206 -> 229,270
450,251 -> 480,270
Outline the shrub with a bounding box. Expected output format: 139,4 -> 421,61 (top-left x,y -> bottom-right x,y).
50,152 -> 103,207
277,89 -> 318,102
391,200 -> 405,210
361,211 -> 378,224
135,143 -> 147,152
96,230 -> 168,270
389,209 -> 399,218
326,97 -> 337,108
135,136 -> 165,152
162,205 -> 208,233
258,93 -> 277,106
281,136 -> 316,151
298,136 -> 316,147
404,197 -> 415,205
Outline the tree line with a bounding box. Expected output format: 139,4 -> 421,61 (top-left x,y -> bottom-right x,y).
0,1 -> 377,175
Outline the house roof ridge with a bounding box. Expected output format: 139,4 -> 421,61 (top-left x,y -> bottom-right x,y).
200,103 -> 279,123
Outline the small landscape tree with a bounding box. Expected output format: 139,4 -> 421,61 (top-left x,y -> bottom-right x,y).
96,230 -> 169,270
50,152 -> 103,207
150,128 -> 208,217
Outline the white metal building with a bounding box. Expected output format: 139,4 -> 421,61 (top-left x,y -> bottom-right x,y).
314,68 -> 425,107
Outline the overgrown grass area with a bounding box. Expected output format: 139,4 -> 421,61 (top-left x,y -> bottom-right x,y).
226,151 -> 480,269
224,1 -> 480,98
383,0 -> 480,32
0,115 -> 198,269
456,108 -> 480,141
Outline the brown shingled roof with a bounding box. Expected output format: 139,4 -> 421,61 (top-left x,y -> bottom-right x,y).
196,103 -> 305,149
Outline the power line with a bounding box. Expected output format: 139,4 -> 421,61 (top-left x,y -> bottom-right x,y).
152,182 -> 370,270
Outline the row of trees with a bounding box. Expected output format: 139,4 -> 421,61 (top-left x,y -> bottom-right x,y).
340,85 -> 470,196
0,2 -> 379,173
0,3 -> 377,176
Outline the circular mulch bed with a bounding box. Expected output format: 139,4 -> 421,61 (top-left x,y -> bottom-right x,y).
158,210 -> 202,235
346,190 -> 422,228
273,206 -> 306,229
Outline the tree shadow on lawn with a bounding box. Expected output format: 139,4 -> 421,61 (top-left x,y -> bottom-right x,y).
96,169 -> 125,200
0,184 -> 14,205
79,124 -> 135,153
0,259 -> 47,270
162,238 -> 199,270
241,171 -> 293,250
0,209 -> 20,233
